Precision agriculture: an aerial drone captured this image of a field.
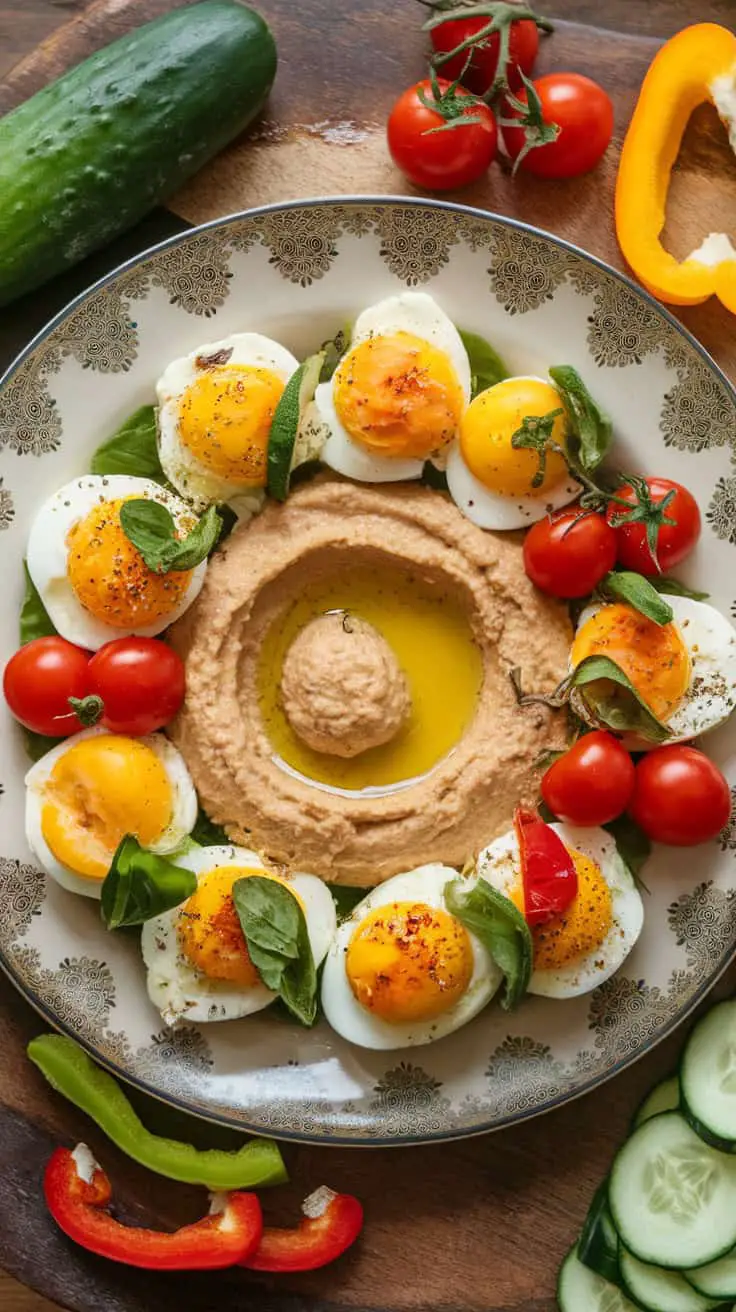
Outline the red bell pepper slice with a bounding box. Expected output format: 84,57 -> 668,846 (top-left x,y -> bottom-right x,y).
514,806 -> 578,927
243,1185 -> 363,1272
44,1144 -> 263,1270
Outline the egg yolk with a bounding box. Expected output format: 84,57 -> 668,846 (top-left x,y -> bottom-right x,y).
345,900 -> 473,1024
571,602 -> 690,721
67,496 -> 192,629
531,850 -> 613,971
333,332 -> 464,459
178,867 -> 304,986
40,735 -> 173,881
459,377 -> 569,497
177,364 -> 285,487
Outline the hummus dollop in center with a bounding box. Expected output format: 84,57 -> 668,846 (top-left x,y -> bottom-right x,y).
168,478 -> 572,886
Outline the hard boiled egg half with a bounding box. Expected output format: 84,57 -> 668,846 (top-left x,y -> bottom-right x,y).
479,824 -> 644,998
26,475 -> 206,650
446,375 -> 581,529
25,728 -> 197,899
313,292 -> 472,482
157,333 -> 300,510
320,864 -> 502,1049
141,846 -> 336,1026
571,595 -> 736,743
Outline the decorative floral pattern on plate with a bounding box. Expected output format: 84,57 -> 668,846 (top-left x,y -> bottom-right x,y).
0,199 -> 734,1144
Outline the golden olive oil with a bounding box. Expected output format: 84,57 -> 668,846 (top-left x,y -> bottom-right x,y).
257,562 -> 482,792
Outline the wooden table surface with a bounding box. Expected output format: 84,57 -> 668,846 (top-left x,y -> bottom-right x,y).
1,3 -> 735,1310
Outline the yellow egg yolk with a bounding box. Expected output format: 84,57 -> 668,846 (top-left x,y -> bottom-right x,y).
178,867 -> 305,986
531,850 -> 613,971
345,900 -> 473,1024
40,735 -> 173,881
332,332 -> 464,459
571,602 -> 690,721
67,496 -> 193,628
459,377 -> 569,496
177,364 -> 286,487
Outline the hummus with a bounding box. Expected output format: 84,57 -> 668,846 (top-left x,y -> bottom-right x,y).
169,478 -> 572,885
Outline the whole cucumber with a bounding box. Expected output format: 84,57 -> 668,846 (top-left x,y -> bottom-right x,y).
0,1 -> 277,307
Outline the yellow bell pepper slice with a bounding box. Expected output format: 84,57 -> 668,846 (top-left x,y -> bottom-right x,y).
615,23 -> 736,312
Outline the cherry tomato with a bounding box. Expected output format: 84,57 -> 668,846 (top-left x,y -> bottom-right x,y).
430,14 -> 540,95
501,72 -> 613,178
3,637 -> 91,737
88,637 -> 186,736
606,478 -> 701,576
629,746 -> 731,847
541,732 -> 635,827
387,78 -> 498,191
523,510 -> 617,599
514,806 -> 578,926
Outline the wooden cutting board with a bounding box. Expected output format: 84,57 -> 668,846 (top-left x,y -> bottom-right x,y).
0,4 -> 735,1311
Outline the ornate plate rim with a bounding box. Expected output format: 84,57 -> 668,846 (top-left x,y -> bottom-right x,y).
1,195 -> 735,1147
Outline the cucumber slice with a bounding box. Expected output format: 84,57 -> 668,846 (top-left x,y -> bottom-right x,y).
633,1075 -> 681,1130
685,1246 -> 736,1300
682,1000 -> 736,1148
618,1243 -> 723,1312
557,1245 -> 639,1312
608,1112 -> 736,1269
267,351 -> 325,501
579,1181 -> 620,1283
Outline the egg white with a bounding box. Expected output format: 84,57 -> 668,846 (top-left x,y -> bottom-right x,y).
26,475 -> 207,650
157,333 -> 300,510
318,292 -> 471,484
140,845 -> 337,1026
478,824 -> 644,999
573,595 -> 736,745
24,727 -> 198,900
445,374 -> 582,531
320,863 -> 502,1050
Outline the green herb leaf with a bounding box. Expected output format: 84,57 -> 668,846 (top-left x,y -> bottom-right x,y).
458,329 -> 509,398
90,406 -> 166,484
570,655 -> 671,743
421,461 -> 449,491
120,500 -> 221,574
101,835 -> 197,930
23,729 -> 65,762
267,351 -> 325,502
604,813 -> 651,887
511,408 -> 565,488
549,364 -> 613,473
648,576 -> 709,602
233,876 -> 317,1027
444,877 -> 532,1011
601,571 -> 674,626
19,561 -> 57,645
320,325 -> 351,382
190,809 -> 230,847
328,884 -> 369,922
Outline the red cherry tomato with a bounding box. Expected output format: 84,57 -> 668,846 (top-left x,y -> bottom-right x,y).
606,478 -> 701,576
3,637 -> 91,737
501,72 -> 613,178
387,78 -> 498,191
541,732 -> 636,827
523,510 -> 617,599
629,746 -> 731,847
88,638 -> 186,737
429,14 -> 540,95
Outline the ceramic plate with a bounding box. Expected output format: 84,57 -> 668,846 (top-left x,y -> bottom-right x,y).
1,198 -> 735,1146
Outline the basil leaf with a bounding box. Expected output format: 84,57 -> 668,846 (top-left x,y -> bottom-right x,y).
320,325 -> 351,382
649,576 -> 709,602
23,729 -> 65,762
549,364 -> 612,472
604,813 -> 651,886
444,877 -> 532,1011
101,835 -> 196,930
191,809 -> 230,847
570,655 -> 671,743
328,884 -> 369,922
601,571 -> 674,626
19,561 -> 57,645
459,329 -> 509,398
421,461 -> 449,491
120,500 -> 221,574
90,406 -> 167,484
233,876 -> 317,1027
